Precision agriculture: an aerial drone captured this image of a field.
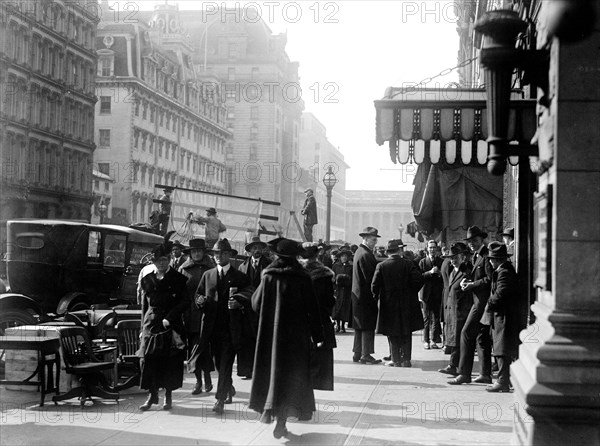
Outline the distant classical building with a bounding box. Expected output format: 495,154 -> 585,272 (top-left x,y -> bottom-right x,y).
179,8 -> 304,228
95,2 -> 230,226
345,190 -> 422,249
0,0 -> 99,244
299,112 -> 349,242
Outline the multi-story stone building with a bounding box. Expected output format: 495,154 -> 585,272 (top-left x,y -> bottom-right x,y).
96,3 -> 229,226
299,112 -> 349,242
0,0 -> 99,245
179,8 -> 304,228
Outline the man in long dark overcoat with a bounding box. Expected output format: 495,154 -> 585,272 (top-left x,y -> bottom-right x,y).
194,239 -> 251,414
249,239 -> 324,438
485,241 -> 521,392
419,240 -> 444,349
235,236 -> 269,379
372,239 -> 424,367
351,227 -> 382,364
450,226 -> 493,385
178,238 -> 214,394
300,188 -> 318,242
438,242 -> 473,377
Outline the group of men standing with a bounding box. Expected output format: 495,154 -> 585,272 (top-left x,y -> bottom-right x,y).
349,225 -> 521,393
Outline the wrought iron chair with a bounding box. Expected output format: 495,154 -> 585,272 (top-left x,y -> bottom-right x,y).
52,327 -> 119,406
114,320 -> 141,391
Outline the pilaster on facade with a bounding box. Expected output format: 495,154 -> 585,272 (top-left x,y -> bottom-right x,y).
95,4 -> 230,226
0,0 -> 100,247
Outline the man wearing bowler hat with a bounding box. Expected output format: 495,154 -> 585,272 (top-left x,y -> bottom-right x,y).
194,239 -> 252,414
351,227 -> 382,364
448,226 -> 493,385
372,239 -> 424,367
484,241 -> 520,392
301,188 -> 318,242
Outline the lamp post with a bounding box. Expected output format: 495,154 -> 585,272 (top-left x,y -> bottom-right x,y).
398,223 -> 404,240
322,166 -> 337,243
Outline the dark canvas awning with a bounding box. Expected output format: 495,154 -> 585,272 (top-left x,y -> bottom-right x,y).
375,88 -> 536,166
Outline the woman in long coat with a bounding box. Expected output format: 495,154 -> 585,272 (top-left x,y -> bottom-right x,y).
332,249 -> 353,332
300,242 -> 336,391
249,239 -> 324,439
438,243 -> 473,376
138,243 -> 189,411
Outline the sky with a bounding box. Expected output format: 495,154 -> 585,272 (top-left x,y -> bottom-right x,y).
140,1 -> 461,190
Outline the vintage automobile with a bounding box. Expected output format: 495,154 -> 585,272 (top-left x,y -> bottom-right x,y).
0,220 -> 164,332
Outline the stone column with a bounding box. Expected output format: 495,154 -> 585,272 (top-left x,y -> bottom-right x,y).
511,3 -> 600,445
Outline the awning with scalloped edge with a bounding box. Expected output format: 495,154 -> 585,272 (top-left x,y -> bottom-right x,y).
375,88 -> 536,166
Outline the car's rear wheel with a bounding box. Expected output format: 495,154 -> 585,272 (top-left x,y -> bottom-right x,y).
0,309 -> 38,335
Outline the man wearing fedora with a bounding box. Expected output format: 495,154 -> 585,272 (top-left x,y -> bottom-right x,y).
170,240 -> 188,271
194,239 -> 252,414
448,226 -> 493,385
235,236 -> 269,379
419,240 -> 444,350
372,239 -> 424,367
300,188 -> 318,242
351,227 -> 382,364
485,242 -> 520,392
190,208 -> 227,249
501,228 -> 515,256
438,242 -> 473,376
178,239 -> 215,395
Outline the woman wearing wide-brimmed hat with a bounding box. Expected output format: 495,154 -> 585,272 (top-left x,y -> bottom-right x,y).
332,248 -> 353,332
299,242 -> 336,391
138,243 -> 189,411
249,239 -> 324,439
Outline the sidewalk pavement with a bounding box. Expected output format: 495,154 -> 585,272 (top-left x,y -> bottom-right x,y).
1,330 -> 517,446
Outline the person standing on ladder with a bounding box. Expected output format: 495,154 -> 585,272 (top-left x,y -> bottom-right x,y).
301,188 -> 318,242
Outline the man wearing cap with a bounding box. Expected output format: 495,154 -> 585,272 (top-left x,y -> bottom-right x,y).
438,242 -> 473,376
351,227 -> 382,364
501,228 -> 515,256
485,242 -> 520,392
157,188 -> 172,236
179,239 -> 215,395
194,239 -> 252,414
300,188 -> 318,242
170,240 -> 188,271
372,239 -> 424,367
190,208 -> 227,249
235,236 -> 269,379
449,226 -> 493,385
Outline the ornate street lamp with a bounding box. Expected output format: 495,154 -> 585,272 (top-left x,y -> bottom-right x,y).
474,9 -> 548,176
322,166 -> 338,243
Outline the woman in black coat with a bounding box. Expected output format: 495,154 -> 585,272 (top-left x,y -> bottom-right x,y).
249,239 -> 324,439
138,244 -> 189,411
300,242 -> 336,391
332,249 -> 353,332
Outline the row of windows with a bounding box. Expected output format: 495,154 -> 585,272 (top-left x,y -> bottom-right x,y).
4,23 -> 95,96
227,67 -> 261,81
119,95 -> 225,153
140,58 -> 226,125
5,76 -> 94,142
4,3 -> 96,50
2,134 -> 91,192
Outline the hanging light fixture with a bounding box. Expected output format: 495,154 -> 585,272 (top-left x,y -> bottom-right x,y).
475,9 -> 548,176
